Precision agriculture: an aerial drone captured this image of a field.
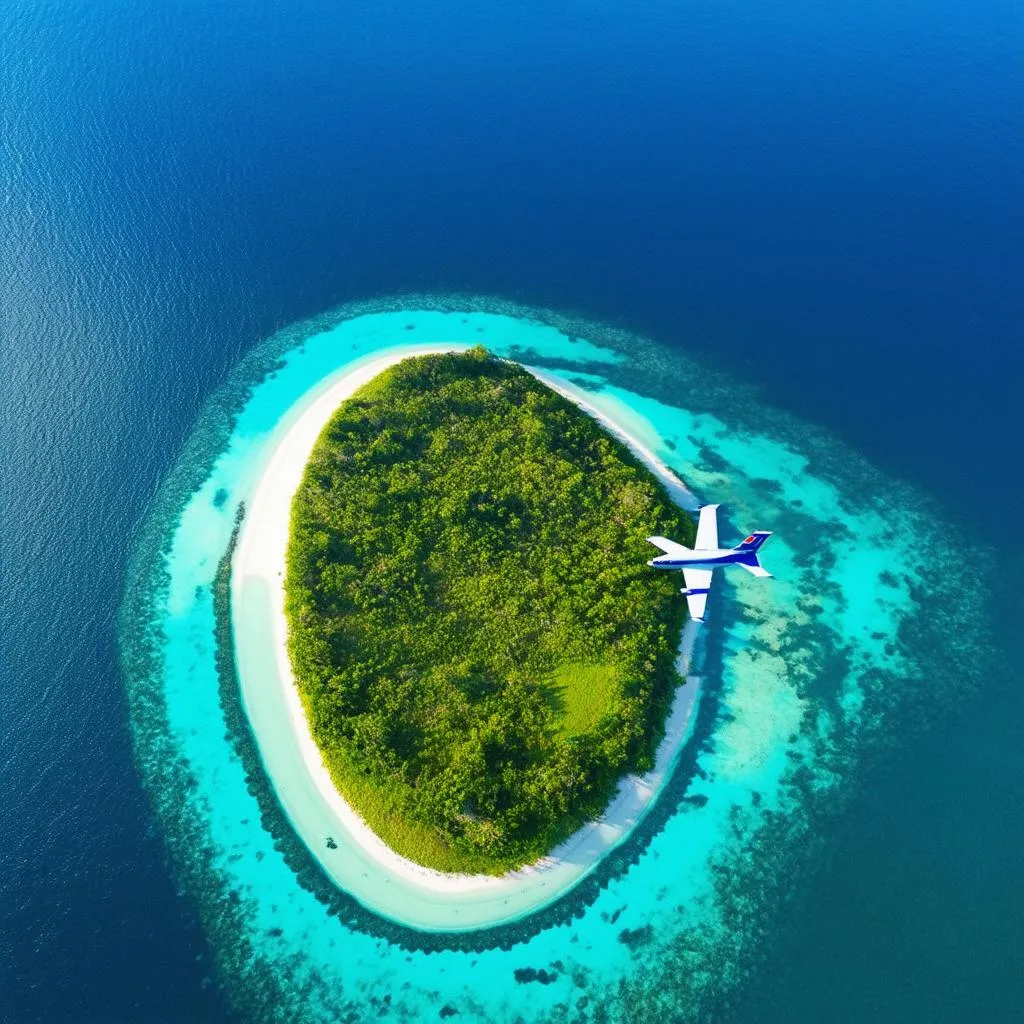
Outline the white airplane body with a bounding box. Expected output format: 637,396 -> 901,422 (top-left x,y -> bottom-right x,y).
647,504 -> 772,622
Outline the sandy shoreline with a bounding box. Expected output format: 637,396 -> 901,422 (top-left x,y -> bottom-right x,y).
232,345 -> 703,922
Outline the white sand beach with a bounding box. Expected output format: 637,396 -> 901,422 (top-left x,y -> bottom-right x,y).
231,345 -> 703,929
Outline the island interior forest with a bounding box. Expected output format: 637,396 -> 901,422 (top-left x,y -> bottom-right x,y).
285,348 -> 693,872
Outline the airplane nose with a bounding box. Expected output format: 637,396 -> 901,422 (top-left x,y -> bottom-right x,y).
646,559 -> 655,567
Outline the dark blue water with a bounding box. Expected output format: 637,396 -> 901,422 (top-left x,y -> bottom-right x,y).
3,1 -> 1021,1021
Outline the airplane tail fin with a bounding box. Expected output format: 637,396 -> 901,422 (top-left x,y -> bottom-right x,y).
734,531 -> 773,576
733,531 -> 772,554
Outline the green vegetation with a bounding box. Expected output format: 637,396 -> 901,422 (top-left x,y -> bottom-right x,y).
285,348 -> 694,873
548,662 -> 622,740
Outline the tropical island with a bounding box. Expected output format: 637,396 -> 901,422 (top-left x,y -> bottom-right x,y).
284,348 -> 694,874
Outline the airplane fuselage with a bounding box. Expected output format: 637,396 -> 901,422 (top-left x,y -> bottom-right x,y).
647,549 -> 753,570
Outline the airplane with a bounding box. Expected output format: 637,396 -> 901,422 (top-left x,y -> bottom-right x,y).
646,504 -> 772,622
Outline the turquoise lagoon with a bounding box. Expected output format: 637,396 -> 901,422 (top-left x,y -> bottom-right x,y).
119,297 -> 991,1023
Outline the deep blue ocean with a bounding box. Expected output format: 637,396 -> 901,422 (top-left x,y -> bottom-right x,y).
3,1 -> 1022,1021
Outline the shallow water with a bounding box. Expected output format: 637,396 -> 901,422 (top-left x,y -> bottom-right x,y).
117,299 -> 995,1023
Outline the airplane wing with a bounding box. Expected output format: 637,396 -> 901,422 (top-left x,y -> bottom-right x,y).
682,568 -> 713,622
647,535 -> 691,557
695,504 -> 720,551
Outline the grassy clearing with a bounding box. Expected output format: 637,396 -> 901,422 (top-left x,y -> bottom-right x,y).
547,662 -> 622,739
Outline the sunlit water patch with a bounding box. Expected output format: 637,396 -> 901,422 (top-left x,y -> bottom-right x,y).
118,295 -> 993,1023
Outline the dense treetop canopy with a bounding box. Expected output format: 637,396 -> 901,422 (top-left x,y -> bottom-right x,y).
285,348 -> 693,873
